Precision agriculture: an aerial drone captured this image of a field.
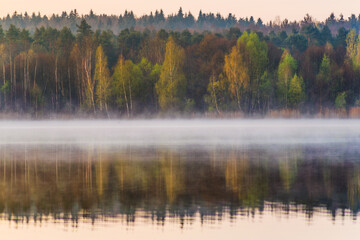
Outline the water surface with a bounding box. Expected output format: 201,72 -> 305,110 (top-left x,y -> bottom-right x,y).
1,120 -> 360,239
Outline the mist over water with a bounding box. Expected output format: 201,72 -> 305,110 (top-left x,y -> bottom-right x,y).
1,119 -> 360,240
0,119 -> 359,146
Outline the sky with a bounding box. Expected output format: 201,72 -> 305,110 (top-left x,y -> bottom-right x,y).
1,0 -> 360,22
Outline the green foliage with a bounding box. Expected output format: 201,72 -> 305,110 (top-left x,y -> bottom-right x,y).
288,74 -> 305,108
117,28 -> 143,61
237,32 -> 268,82
285,34 -> 308,52
300,24 -> 321,45
335,92 -> 347,109
335,27 -> 348,47
316,54 -> 331,108
233,31 -> 268,112
318,54 -> 331,81
58,27 -> 75,55
184,99 -> 195,113
30,84 -> 44,113
0,20 -> 358,116
1,81 -> 10,94
0,25 -> 4,43
112,55 -> 143,116
155,36 -> 186,112
137,58 -> 161,110
76,19 -> 92,41
259,71 -> 274,112
94,45 -> 111,112
6,25 -> 21,43
355,98 -> 360,107
277,50 -> 297,108
224,45 -> 248,110
205,73 -> 228,112
0,43 -> 6,65
346,29 -> 360,70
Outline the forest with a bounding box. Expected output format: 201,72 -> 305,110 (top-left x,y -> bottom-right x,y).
1,9 -> 360,117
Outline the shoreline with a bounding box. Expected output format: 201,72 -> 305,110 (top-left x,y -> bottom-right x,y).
0,107 -> 359,120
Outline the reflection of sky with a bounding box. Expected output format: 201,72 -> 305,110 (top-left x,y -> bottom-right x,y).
1,209 -> 360,240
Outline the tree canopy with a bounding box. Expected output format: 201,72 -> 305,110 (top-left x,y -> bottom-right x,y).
0,16 -> 359,117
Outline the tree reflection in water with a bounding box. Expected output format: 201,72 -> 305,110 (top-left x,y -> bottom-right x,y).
0,144 -> 359,226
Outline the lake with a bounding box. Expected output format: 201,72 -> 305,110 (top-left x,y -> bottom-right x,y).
1,119 -> 360,240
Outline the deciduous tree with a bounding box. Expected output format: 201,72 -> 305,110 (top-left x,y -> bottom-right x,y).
223,45 -> 248,110
94,45 -> 111,114
277,49 -> 297,108
155,36 -> 186,111
288,74 -> 305,108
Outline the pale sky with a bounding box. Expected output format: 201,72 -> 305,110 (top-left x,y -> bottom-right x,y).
1,0 -> 360,22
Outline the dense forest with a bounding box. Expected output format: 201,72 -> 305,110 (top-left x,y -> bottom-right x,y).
1,10 -> 360,117
2,9 -> 360,34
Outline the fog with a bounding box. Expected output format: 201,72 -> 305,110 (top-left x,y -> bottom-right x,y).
0,119 -> 359,146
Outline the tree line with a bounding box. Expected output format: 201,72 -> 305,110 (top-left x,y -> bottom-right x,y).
0,17 -> 360,117
2,9 -> 360,35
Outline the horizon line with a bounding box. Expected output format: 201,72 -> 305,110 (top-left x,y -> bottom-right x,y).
1,8 -> 358,24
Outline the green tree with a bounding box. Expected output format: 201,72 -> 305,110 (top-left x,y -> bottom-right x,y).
30,83 -> 44,118
335,92 -> 347,109
346,30 -> 360,69
223,45 -> 248,110
0,44 -> 6,107
76,20 -> 95,112
58,27 -> 75,107
206,73 -> 228,114
138,58 -> 161,111
236,32 -> 268,112
94,45 -> 111,114
0,25 -> 4,43
112,55 -> 142,117
288,74 -> 305,108
6,25 -> 21,105
259,71 -> 274,113
76,19 -> 93,42
316,54 -> 331,111
155,36 -> 186,112
277,49 -> 297,108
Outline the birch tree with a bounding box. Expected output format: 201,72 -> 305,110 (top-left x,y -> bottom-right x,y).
224,45 -> 249,110
94,45 -> 111,113
277,49 -> 297,108
155,36 -> 186,111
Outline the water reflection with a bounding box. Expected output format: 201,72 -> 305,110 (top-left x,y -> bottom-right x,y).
0,144 -> 360,226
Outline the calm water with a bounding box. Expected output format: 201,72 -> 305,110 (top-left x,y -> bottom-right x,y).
1,120 -> 360,240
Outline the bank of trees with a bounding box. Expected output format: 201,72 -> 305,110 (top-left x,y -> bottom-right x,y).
0,17 -> 360,117
3,9 -> 360,36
